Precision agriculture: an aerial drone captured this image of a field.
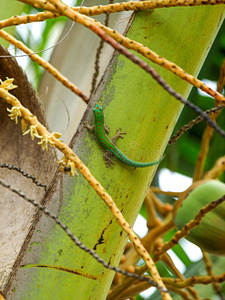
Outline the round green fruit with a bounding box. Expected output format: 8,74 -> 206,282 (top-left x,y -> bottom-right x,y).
174,180 -> 225,256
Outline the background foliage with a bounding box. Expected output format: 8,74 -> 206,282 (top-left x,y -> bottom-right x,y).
149,20 -> 225,299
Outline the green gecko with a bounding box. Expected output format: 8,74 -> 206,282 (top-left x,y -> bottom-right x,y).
84,104 -> 163,168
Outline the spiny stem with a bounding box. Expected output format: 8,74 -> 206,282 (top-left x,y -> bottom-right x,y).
15,0 -> 225,18
78,0 -> 225,15
0,163 -> 47,191
3,0 -> 225,29
168,104 -> 225,145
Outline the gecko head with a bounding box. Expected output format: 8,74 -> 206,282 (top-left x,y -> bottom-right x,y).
93,104 -> 103,117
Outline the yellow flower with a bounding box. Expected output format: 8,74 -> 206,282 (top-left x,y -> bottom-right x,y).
23,124 -> 41,140
21,118 -> 28,133
51,132 -> 62,140
58,157 -> 77,177
67,161 -> 77,177
38,133 -> 55,150
7,106 -> 22,124
0,77 -> 17,90
37,132 -> 61,150
58,156 -> 68,166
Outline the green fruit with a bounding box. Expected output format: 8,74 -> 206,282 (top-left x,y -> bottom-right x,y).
174,180 -> 225,256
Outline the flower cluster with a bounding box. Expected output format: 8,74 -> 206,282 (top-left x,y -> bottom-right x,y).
0,77 -> 17,90
7,106 -> 22,124
37,132 -> 62,150
58,157 -> 77,177
1,77 -> 77,177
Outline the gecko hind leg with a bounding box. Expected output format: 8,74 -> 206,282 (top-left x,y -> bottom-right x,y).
104,151 -> 115,168
104,129 -> 126,168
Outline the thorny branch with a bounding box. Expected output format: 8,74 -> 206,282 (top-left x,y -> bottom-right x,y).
0,163 -> 47,190
168,104 -> 225,144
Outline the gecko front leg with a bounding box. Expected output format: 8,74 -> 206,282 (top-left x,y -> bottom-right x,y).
83,121 -> 95,131
84,121 -> 110,133
104,129 -> 126,168
112,128 -> 126,146
104,125 -> 110,134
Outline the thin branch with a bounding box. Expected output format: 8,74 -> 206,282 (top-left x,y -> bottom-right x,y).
2,8 -> 224,103
18,0 -> 58,12
151,186 -> 183,197
154,194 -> 225,260
168,104 -> 225,145
193,59 -> 225,181
162,253 -> 200,299
15,0 -> 225,18
202,251 -> 224,300
77,0 -> 225,15
163,272 -> 225,288
204,156 -> 225,179
90,0 -> 114,95
111,271 -> 225,299
0,30 -> 89,103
